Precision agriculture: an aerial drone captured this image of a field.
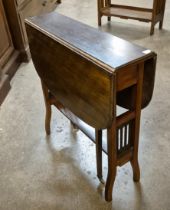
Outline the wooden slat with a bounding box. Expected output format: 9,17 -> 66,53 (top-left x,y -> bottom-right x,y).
124,124 -> 128,146
111,4 -> 153,12
116,111 -> 135,127
101,6 -> 152,22
120,127 -> 123,150
117,150 -> 133,166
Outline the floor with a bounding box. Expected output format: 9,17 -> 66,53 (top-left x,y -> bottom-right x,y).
0,0 -> 170,209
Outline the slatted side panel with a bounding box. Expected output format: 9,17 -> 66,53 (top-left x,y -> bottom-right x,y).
116,121 -> 133,155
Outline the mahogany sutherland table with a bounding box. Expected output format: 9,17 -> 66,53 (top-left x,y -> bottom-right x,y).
25,12 -> 157,201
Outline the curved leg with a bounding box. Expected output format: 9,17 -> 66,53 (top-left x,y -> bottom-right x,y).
45,102 -> 51,135
130,63 -> 144,182
41,81 -> 52,135
95,129 -> 104,183
129,120 -> 140,182
105,165 -> 116,201
105,126 -> 117,202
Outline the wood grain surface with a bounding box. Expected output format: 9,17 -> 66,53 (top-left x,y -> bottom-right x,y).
26,24 -> 115,129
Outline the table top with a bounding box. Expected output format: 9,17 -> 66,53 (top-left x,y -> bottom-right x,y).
25,12 -> 154,71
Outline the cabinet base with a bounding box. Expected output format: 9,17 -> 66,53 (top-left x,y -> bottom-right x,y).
0,51 -> 21,105
0,74 -> 11,106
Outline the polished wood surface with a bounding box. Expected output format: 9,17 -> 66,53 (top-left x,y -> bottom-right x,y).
97,0 -> 166,35
25,12 -> 157,201
26,24 -> 115,129
26,12 -> 156,110
26,12 -> 152,69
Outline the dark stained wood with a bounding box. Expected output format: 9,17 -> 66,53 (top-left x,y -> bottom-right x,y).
0,74 -> 11,106
25,12 -> 157,201
25,13 -> 157,111
3,0 -> 61,62
117,149 -> 133,166
116,64 -> 138,91
0,0 -> 61,105
25,12 -> 153,69
0,0 -> 20,105
0,0 -> 14,68
26,24 -> 115,129
41,80 -> 52,135
130,63 -> 144,182
116,111 -> 135,128
3,0 -> 30,62
105,123 -> 117,201
95,129 -> 103,182
117,56 -> 157,110
97,0 -> 166,35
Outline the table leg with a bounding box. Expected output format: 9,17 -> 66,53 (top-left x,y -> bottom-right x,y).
95,129 -> 103,182
159,20 -> 163,30
130,62 -> 144,181
150,22 -> 155,35
41,81 -> 52,135
97,0 -> 102,26
105,124 -> 117,202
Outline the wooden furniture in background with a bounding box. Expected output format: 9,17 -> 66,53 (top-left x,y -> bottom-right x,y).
0,0 -> 61,105
97,0 -> 166,35
0,0 -> 20,105
4,0 -> 62,62
25,12 -> 157,201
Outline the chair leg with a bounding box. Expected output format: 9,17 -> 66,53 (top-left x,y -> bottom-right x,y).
108,16 -> 111,21
159,20 -> 163,30
159,0 -> 166,30
41,81 -> 52,135
105,125 -> 117,202
95,129 -> 103,182
150,22 -> 155,35
98,14 -> 102,26
97,0 -> 102,26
